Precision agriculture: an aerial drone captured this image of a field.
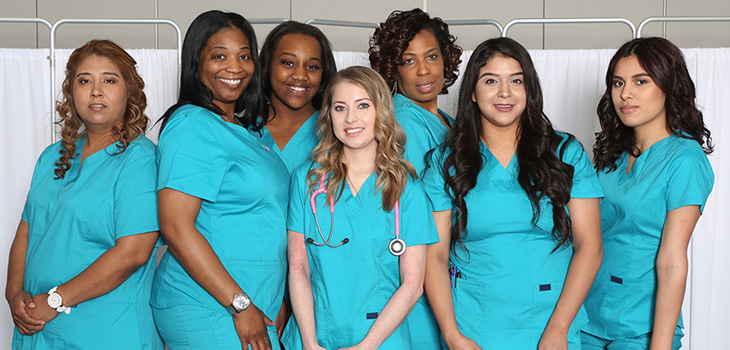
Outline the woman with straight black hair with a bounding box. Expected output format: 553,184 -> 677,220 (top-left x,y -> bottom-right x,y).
582,37 -> 714,350
423,37 -> 603,349
256,20 -> 336,173
152,10 -> 288,350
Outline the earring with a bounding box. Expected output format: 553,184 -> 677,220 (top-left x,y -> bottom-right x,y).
391,80 -> 398,96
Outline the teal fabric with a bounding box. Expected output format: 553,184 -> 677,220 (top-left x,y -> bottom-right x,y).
583,134 -> 714,341
257,110 -> 319,174
281,164 -> 439,349
393,93 -> 452,175
392,93 -> 451,348
581,329 -> 683,350
151,105 -> 289,348
423,133 -> 603,349
14,136 -> 162,349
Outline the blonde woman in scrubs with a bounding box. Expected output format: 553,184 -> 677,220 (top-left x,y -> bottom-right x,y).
6,39 -> 162,349
583,37 -> 714,350
282,66 -> 438,349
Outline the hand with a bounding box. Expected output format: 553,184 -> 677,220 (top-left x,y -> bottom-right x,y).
233,304 -> 276,350
537,328 -> 568,350
304,345 -> 327,350
8,291 -> 45,335
443,333 -> 482,350
26,294 -> 60,326
275,299 -> 292,339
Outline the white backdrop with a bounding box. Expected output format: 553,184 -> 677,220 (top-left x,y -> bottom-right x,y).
0,48 -> 727,349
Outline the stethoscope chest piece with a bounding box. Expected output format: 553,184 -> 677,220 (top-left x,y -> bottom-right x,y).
389,237 -> 406,256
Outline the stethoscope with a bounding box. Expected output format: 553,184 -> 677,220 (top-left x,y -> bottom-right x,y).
308,174 -> 406,256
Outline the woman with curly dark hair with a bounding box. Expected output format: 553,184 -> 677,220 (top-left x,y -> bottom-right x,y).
369,9 -> 461,348
6,39 -> 162,349
423,37 -> 603,349
369,8 -> 462,174
582,37 -> 714,350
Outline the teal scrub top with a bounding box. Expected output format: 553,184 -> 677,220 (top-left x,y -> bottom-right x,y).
393,94 -> 452,175
423,133 -> 603,349
15,136 -> 162,350
583,134 -> 714,340
257,111 -> 319,174
281,164 -> 439,350
151,105 -> 289,324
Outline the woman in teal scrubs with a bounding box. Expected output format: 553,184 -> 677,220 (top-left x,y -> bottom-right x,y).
152,11 -> 288,350
257,21 -> 336,174
369,8 -> 462,175
423,37 -> 603,349
368,10 -> 461,348
582,37 -> 714,350
6,40 -> 162,349
282,66 -> 438,349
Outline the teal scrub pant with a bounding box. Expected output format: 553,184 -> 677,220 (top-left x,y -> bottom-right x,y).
153,305 -> 280,350
581,331 -> 682,350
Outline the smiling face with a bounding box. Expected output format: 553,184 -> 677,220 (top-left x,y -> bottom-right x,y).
611,55 -> 667,134
198,27 -> 255,116
330,81 -> 378,155
395,30 -> 445,113
72,55 -> 128,134
472,54 -> 526,134
269,33 -> 323,114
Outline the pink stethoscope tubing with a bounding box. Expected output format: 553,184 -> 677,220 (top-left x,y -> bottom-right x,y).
308,174 -> 405,255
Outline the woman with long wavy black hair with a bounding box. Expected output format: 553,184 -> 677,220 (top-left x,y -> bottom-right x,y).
582,37 -> 714,350
422,37 -> 603,349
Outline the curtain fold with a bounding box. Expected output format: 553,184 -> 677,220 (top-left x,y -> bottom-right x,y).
0,48 -> 727,349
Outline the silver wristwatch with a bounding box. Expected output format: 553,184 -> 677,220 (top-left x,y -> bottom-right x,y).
47,286 -> 70,314
225,292 -> 251,315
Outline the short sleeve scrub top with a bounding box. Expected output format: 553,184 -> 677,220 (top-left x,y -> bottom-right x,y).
14,136 -> 162,350
423,134 -> 604,349
582,134 -> 714,346
151,105 -> 290,349
281,164 -> 439,350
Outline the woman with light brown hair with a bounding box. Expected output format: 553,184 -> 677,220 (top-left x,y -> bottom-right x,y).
282,66 -> 438,349
6,39 -> 162,349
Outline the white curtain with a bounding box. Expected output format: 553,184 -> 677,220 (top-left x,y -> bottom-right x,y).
1,48 -> 727,349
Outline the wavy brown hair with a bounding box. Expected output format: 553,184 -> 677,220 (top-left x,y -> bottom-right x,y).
369,8 -> 462,94
308,66 -> 416,211
54,39 -> 148,179
593,37 -> 713,171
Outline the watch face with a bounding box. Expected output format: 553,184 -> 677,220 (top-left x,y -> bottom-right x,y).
232,294 -> 251,311
48,293 -> 63,309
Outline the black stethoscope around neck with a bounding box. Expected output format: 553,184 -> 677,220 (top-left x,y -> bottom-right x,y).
307,174 -> 406,256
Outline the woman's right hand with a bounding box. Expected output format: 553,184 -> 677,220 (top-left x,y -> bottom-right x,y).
233,304 -> 276,350
444,333 -> 482,350
9,290 -> 44,335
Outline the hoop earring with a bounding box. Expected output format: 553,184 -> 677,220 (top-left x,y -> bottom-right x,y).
391,80 -> 398,96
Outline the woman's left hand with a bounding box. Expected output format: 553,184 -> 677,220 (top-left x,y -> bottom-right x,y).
537,328 -> 568,350
26,294 -> 60,324
275,298 -> 291,339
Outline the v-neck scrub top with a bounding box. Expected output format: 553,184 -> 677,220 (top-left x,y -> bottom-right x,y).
281,164 -> 439,350
14,136 -> 162,350
151,105 -> 290,348
257,111 -> 319,174
583,134 -> 714,341
423,133 -> 603,349
393,93 -> 452,175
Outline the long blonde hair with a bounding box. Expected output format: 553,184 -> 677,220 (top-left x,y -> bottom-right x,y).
54,39 -> 148,179
308,66 -> 415,211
